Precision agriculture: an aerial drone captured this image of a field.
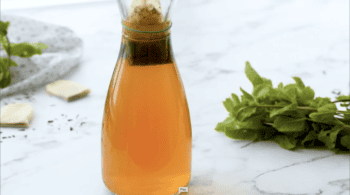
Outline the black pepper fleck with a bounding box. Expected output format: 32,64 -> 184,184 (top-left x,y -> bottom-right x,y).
48,120 -> 54,123
68,119 -> 73,122
70,127 -> 73,131
2,137 -> 7,139
12,135 -> 15,137
24,135 -> 27,138
80,122 -> 86,126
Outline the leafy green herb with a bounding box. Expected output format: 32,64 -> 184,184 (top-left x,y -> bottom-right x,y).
215,61 -> 350,153
0,20 -> 48,89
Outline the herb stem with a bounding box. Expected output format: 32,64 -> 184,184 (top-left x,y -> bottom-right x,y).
5,35 -> 11,68
262,120 -> 350,131
256,105 -> 350,114
332,100 -> 350,103
255,105 -> 318,111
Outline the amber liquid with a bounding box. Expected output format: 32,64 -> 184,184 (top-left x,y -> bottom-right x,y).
102,34 -> 192,195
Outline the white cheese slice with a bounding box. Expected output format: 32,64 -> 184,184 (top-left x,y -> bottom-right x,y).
46,80 -> 91,102
0,103 -> 34,127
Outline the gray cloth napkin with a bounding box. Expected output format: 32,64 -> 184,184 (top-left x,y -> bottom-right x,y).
0,14 -> 84,98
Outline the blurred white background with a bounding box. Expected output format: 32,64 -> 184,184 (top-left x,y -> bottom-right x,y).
2,0 -> 113,10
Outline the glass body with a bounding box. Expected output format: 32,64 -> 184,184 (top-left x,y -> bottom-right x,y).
101,1 -> 192,194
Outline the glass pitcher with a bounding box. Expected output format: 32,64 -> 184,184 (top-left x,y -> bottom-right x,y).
101,0 -> 192,194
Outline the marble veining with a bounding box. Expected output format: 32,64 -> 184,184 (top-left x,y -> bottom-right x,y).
1,0 -> 349,194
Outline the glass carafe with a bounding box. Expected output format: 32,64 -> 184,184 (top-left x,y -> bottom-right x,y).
101,0 -> 192,194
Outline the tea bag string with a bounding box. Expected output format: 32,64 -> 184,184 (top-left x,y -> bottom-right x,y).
121,21 -> 172,34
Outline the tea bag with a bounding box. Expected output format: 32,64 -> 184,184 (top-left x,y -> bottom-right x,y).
46,80 -> 91,102
0,103 -> 34,127
128,0 -> 164,25
128,0 -> 163,16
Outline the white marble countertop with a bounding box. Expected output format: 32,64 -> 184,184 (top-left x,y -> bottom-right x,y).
1,0 -> 349,194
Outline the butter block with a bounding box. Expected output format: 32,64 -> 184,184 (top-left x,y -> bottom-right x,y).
46,80 -> 91,102
0,103 -> 34,127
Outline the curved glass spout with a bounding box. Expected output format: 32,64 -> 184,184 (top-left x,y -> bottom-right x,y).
116,0 -> 177,23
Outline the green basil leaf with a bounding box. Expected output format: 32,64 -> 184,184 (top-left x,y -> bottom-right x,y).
231,93 -> 241,106
244,61 -> 264,87
226,114 -> 265,131
236,107 -> 258,121
284,87 -> 298,103
270,102 -> 298,118
273,135 -> 297,150
215,116 -> 235,132
258,126 -> 277,141
252,84 -> 265,98
224,128 -> 259,140
309,112 -> 343,125
308,97 -> 331,111
240,87 -> 255,105
0,57 -> 17,68
278,82 -> 284,90
9,42 -> 43,58
0,36 -> 10,55
296,99 -> 312,107
317,103 -> 337,112
223,98 -> 235,113
300,86 -> 315,100
317,97 -> 332,108
0,70 -> 11,88
341,112 -> 350,121
273,116 -> 307,132
340,103 -> 350,107
301,130 -> 319,147
336,95 -> 350,102
283,83 -> 298,91
275,90 -> 293,103
29,42 -> 49,50
252,84 -> 276,103
340,135 -> 350,150
275,101 -> 291,107
262,77 -> 273,87
286,131 -> 307,139
292,77 -> 305,89
0,21 -> 10,37
318,126 -> 343,149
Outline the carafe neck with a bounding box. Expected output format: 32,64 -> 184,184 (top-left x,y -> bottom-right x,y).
120,21 -> 174,66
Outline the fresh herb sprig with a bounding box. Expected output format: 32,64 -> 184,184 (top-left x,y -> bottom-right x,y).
215,61 -> 350,154
0,20 -> 49,89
